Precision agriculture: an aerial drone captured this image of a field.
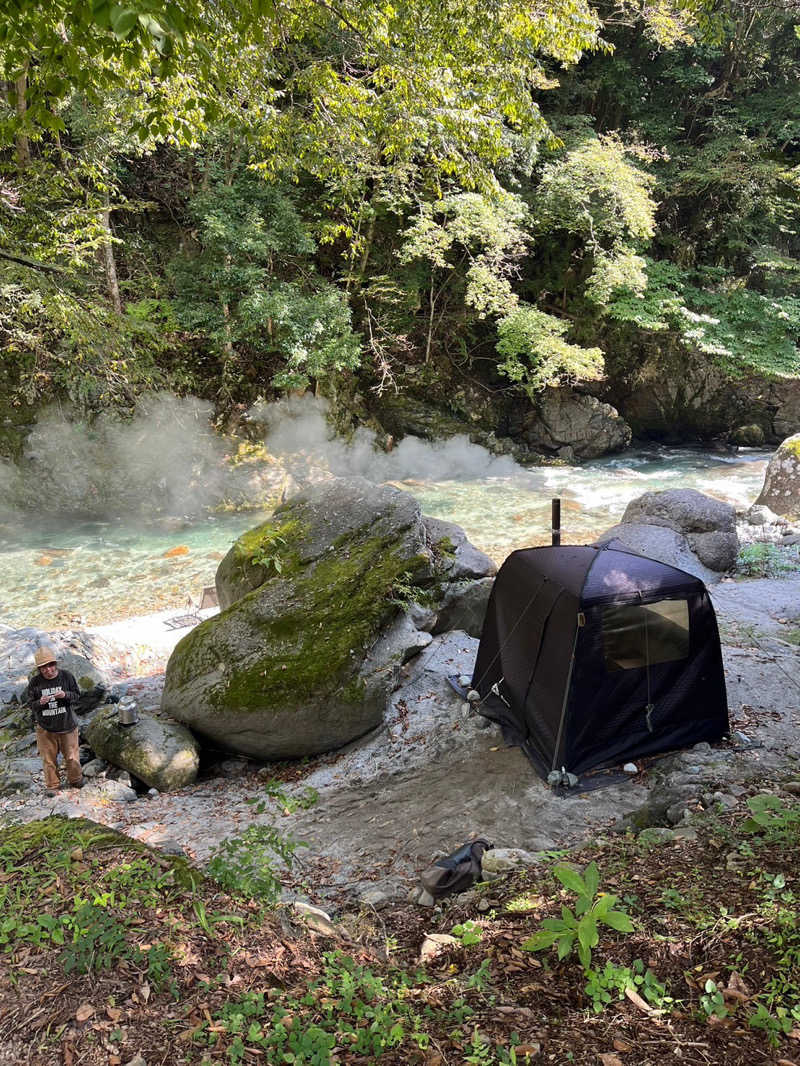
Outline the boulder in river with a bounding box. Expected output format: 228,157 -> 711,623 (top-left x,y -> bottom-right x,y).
596,488 -> 738,581
755,433 -> 800,517
521,387 -> 632,460
161,478 -> 495,760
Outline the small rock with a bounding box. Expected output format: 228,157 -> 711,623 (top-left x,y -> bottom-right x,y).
781,781 -> 800,796
477,897 -> 492,913
666,802 -> 692,826
481,848 -> 536,875
458,675 -> 472,688
419,933 -> 459,962
81,759 -> 107,778
159,840 -> 186,856
147,787 -> 159,798
732,730 -> 754,747
711,792 -> 737,809
124,1054 -> 147,1066
293,901 -> 339,938
672,827 -> 699,843
692,741 -> 712,753
637,827 -> 676,846
623,762 -> 638,774
359,888 -> 390,909
408,886 -> 436,908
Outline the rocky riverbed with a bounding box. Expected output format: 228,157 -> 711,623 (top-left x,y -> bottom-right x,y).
1,570 -> 798,910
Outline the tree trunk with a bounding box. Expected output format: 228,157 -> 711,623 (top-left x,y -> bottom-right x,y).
100,193 -> 122,313
14,68 -> 30,170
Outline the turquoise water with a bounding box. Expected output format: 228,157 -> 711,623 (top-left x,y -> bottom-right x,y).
0,444 -> 770,629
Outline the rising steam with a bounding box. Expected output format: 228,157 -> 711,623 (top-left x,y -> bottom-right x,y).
249,394 -> 524,482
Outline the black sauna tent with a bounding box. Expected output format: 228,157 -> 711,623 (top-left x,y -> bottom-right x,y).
472,541 -> 728,780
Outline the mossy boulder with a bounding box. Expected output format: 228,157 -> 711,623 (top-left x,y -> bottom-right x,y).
85,706 -> 199,791
162,478 -> 440,759
756,433 -> 800,517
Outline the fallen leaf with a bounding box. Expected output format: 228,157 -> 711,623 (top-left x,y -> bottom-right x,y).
777,1060 -> 798,1066
75,1003 -> 95,1023
514,1044 -> 541,1057
624,987 -> 663,1015
789,1029 -> 800,1041
613,1038 -> 632,1052
70,847 -> 83,862
727,972 -> 751,998
599,1055 -> 624,1066
139,982 -> 151,1003
106,1007 -> 122,1022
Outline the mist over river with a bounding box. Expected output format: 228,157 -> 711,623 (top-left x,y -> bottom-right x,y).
0,418 -> 770,631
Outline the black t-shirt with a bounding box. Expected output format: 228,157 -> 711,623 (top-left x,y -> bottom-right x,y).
25,669 -> 81,733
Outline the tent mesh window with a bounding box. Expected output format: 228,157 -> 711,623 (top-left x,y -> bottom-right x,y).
601,599 -> 690,672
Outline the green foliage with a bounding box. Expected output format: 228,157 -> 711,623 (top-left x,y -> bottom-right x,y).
496,305 -> 604,393
699,979 -> 728,1020
605,260 -> 800,378
399,191 -> 529,319
169,174 -> 361,393
451,920 -> 483,947
0,268 -> 172,412
748,1003 -> 797,1047
742,794 -> 800,843
521,861 -> 634,971
736,544 -> 800,579
203,949 -> 475,1063
584,958 -> 670,1013
534,135 -> 656,248
206,786 -> 316,904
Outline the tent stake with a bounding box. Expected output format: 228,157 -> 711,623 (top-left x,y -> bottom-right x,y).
551,498 -> 561,546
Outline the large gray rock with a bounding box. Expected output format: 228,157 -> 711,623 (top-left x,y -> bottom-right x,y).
756,434 -> 800,516
618,489 -> 738,572
85,706 -> 199,791
162,479 -> 445,759
0,626 -> 111,706
595,524 -> 720,584
522,388 -> 632,460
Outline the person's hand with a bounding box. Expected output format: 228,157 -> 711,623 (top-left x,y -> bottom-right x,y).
39,694 -> 50,704
53,689 -> 66,699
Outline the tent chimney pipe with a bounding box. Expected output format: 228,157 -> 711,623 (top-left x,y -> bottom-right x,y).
552,498 -> 561,546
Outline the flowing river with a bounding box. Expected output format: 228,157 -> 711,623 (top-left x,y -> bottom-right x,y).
0,443 -> 771,630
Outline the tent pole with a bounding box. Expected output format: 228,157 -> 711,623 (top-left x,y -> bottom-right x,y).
552,498 -> 561,546
551,621 -> 580,772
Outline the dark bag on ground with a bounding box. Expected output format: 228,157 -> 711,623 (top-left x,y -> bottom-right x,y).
419,838 -> 493,899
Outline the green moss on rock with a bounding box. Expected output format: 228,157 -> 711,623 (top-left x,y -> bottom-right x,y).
216,517 -> 306,608
174,534 -> 430,712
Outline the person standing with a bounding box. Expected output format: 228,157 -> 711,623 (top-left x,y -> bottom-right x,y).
24,647 -> 83,796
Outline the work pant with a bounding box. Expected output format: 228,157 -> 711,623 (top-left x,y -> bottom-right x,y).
35,726 -> 81,788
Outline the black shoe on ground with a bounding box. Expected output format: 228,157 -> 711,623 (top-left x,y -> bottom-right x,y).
44,788 -> 59,797
69,780 -> 84,789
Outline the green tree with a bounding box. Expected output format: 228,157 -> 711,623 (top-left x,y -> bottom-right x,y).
169,172 -> 361,396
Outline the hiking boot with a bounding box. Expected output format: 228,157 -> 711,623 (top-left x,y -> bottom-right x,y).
68,779 -> 84,790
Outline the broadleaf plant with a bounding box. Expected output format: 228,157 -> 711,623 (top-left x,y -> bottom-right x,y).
522,861 -> 634,971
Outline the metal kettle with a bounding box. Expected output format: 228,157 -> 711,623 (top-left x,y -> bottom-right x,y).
118,696 -> 139,727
